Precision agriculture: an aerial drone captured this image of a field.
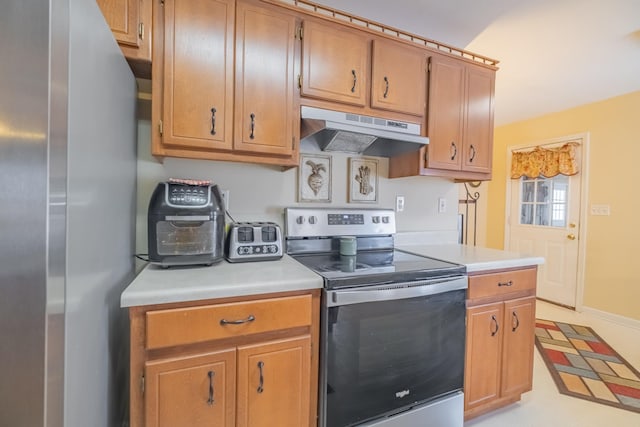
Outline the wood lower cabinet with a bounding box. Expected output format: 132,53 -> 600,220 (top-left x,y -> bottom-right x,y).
145,349 -> 237,427
129,290 -> 320,427
464,267 -> 537,419
96,0 -> 152,77
152,0 -> 299,166
236,337 -> 311,427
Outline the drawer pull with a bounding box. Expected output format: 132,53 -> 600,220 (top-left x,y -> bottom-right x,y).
351,69 -> 357,93
490,315 -> 499,337
512,311 -> 520,332
219,314 -> 256,325
210,107 -> 217,135
257,361 -> 265,393
497,280 -> 513,287
207,371 -> 215,405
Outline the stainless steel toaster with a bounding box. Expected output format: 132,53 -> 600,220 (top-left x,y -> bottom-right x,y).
225,222 -> 283,262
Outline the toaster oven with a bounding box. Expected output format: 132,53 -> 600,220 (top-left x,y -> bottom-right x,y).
225,222 -> 283,262
148,181 -> 225,267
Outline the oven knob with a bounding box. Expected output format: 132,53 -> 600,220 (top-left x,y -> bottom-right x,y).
296,216 -> 305,224
382,216 -> 390,224
372,216 -> 380,224
308,215 -> 317,224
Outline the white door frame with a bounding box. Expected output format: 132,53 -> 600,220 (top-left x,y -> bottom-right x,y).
503,132 -> 590,312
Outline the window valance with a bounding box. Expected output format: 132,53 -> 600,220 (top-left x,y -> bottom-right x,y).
511,142 -> 579,179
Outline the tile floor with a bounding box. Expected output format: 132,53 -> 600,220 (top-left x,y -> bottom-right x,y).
464,300 -> 640,427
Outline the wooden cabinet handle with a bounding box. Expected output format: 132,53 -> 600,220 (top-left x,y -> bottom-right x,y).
383,76 -> 389,98
512,311 -> 520,332
257,361 -> 265,393
491,315 -> 499,337
351,69 -> 357,93
210,108 -> 217,136
219,314 -> 255,325
498,280 -> 513,287
207,371 -> 215,405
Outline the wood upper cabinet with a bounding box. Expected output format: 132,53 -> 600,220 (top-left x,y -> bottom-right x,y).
234,1 -> 298,156
97,0 -> 152,76
153,0 -> 299,166
236,337 -> 311,427
426,54 -> 495,174
370,39 -> 426,116
161,0 -> 235,151
300,19 -> 368,107
464,268 -> 537,420
145,349 -> 236,427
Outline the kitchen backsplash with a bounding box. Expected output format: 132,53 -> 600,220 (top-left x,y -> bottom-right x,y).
135,119 -> 459,259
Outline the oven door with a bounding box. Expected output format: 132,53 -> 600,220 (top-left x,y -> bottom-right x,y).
320,276 -> 467,427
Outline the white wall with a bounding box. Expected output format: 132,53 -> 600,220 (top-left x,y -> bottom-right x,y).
136,117 -> 460,261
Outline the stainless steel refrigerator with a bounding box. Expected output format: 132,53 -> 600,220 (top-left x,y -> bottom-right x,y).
0,0 -> 137,426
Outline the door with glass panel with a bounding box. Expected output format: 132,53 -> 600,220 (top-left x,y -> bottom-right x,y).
507,141 -> 583,307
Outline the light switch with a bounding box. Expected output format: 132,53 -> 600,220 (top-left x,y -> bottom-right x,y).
590,204 -> 610,216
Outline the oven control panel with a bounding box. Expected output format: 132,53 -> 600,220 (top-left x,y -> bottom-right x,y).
285,208 -> 396,238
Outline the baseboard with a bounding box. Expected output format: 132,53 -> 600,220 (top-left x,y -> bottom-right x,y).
582,306 -> 640,331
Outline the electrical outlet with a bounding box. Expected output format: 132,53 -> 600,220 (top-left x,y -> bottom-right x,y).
221,190 -> 230,211
590,204 -> 610,216
438,197 -> 446,213
395,196 -> 405,212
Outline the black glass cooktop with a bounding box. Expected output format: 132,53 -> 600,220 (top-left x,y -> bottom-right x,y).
291,249 -> 465,289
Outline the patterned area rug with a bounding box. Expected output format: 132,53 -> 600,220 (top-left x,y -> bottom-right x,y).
535,319 -> 640,413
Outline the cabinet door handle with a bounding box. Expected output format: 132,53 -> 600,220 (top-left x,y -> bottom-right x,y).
512,311 -> 520,332
469,144 -> 476,162
351,69 -> 357,93
491,315 -> 499,337
383,76 -> 389,98
249,113 -> 255,139
257,361 -> 265,393
207,371 -> 215,405
219,314 -> 255,325
450,142 -> 457,160
498,280 -> 513,287
210,108 -> 217,136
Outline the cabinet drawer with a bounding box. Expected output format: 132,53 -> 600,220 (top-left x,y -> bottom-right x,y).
468,268 -> 536,301
146,295 -> 312,350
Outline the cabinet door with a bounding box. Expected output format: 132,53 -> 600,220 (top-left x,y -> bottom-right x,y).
464,302 -> 503,411
301,20 -> 368,106
426,54 -> 465,170
97,0 -> 140,47
463,64 -> 495,174
501,296 -> 536,397
371,39 -> 426,116
237,336 -> 311,427
162,0 -> 235,150
145,349 -> 236,427
234,2 -> 298,156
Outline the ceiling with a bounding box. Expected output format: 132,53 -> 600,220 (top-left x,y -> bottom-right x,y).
315,0 -> 640,126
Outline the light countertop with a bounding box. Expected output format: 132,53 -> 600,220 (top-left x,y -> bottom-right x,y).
120,255 -> 323,307
121,244 -> 543,308
396,243 -> 544,273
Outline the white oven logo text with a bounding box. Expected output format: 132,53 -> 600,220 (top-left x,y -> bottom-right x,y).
395,389 -> 410,398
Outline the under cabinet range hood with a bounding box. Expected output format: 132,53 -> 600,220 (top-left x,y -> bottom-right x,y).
300,106 -> 429,157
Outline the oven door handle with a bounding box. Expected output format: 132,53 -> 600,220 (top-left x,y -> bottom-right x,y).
327,276 -> 468,307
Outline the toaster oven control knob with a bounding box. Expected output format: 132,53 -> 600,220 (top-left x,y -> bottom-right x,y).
372,216 -> 380,224
296,216 -> 305,225
308,215 -> 317,224
382,216 -> 390,224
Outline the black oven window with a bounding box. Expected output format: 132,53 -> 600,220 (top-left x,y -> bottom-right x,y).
325,289 -> 466,427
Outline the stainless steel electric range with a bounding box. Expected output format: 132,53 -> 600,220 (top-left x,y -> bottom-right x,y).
285,207 -> 467,427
